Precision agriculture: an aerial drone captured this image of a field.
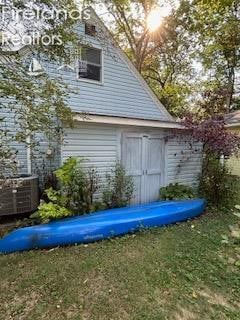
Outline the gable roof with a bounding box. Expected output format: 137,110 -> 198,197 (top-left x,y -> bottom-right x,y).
0,6 -> 174,123
225,111 -> 240,128
87,7 -> 173,122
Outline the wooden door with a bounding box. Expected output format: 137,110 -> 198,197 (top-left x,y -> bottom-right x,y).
144,136 -> 164,203
122,133 -> 164,204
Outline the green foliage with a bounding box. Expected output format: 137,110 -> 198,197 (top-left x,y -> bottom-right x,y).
198,155 -> 239,208
0,54 -> 74,182
54,158 -> 100,214
93,0 -> 239,114
0,60 -> 73,145
34,157 -> 100,221
44,187 -> 68,207
34,159 -> 134,221
0,0 -> 85,179
37,202 -> 72,223
55,157 -> 79,186
159,183 -> 196,201
103,162 -> 134,208
93,0 -> 194,116
90,201 -> 107,213
186,0 -> 240,111
155,83 -> 191,117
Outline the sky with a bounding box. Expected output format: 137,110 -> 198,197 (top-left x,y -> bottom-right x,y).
94,0 -> 180,22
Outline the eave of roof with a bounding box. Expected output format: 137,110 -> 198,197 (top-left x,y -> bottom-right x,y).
86,7 -> 174,122
73,113 -> 184,129
0,6 -> 174,123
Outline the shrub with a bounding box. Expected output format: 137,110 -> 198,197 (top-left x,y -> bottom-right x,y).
159,183 -> 196,200
182,114 -> 240,208
103,162 -> 134,208
54,157 -> 99,214
41,170 -> 58,198
33,157 -> 100,222
91,201 -> 106,212
199,155 -> 239,208
37,202 -> 72,223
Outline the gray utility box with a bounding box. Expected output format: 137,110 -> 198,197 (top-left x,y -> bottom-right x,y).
0,175 -> 39,216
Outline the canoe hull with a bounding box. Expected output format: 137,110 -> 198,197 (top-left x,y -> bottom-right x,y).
0,199 -> 206,254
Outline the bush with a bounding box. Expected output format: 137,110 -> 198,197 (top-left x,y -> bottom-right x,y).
182,114 -> 240,209
103,162 -> 134,208
33,157 -> 100,222
54,158 -> 99,214
37,202 -> 72,222
160,183 -> 196,200
199,155 -> 239,208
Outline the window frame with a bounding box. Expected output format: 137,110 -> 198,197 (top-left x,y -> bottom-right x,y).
76,46 -> 104,85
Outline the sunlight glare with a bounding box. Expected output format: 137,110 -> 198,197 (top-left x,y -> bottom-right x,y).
147,5 -> 172,32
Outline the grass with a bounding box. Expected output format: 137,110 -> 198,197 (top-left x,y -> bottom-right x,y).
0,210 -> 240,320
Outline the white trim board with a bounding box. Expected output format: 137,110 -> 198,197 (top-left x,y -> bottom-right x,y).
73,114 -> 183,129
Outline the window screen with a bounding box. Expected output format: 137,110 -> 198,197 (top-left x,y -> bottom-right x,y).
78,47 -> 102,82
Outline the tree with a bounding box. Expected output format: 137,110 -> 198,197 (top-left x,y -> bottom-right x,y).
90,0 -> 194,116
0,0 -> 88,182
186,0 -> 240,111
90,0 -> 240,115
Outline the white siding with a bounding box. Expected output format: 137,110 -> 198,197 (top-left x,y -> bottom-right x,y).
62,124 -> 202,204
227,155 -> 240,176
62,123 -> 118,190
1,15 -> 173,176
166,137 -> 202,187
41,21 -> 171,122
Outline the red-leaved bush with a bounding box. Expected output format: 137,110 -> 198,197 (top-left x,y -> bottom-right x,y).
183,114 -> 240,157
181,113 -> 240,208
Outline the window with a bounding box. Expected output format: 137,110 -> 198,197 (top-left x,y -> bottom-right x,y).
85,23 -> 97,37
78,47 -> 102,82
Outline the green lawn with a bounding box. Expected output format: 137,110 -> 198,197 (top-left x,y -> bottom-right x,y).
0,210 -> 240,320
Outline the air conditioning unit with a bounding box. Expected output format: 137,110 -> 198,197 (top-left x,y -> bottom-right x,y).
0,175 -> 39,216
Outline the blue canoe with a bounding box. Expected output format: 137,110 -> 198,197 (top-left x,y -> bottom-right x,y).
0,199 -> 206,254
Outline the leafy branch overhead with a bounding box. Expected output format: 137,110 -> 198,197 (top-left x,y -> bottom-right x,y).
183,114 -> 240,157
90,0 -> 194,116
90,0 -> 240,115
0,57 -> 73,145
0,0 -> 86,178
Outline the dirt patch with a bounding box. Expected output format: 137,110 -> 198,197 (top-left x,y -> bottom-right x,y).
174,307 -> 197,320
2,291 -> 40,320
198,288 -> 234,311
